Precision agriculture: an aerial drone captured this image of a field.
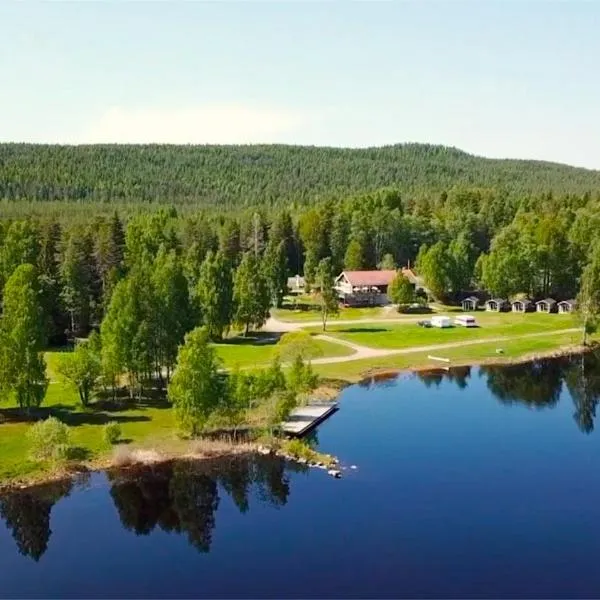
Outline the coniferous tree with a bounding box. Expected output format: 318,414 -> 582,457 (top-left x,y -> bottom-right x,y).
60,228 -> 95,337
233,252 -> 271,336
195,251 -> 234,341
263,239 -> 288,308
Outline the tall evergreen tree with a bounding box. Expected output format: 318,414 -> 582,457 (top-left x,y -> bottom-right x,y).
60,228 -> 95,337
195,251 -> 234,341
263,239 -> 288,308
233,252 -> 271,336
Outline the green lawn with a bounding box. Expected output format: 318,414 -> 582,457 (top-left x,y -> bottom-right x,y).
0,365 -> 176,483
272,305 -> 388,322
214,334 -> 354,368
313,313 -> 576,349
314,330 -> 585,381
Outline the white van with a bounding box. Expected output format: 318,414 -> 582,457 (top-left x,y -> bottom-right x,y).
455,315 -> 477,327
431,316 -> 452,328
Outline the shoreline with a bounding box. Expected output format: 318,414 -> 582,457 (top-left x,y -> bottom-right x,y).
1,340 -> 596,493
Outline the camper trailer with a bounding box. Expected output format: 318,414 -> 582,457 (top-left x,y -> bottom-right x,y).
454,315 -> 477,328
431,316 -> 452,328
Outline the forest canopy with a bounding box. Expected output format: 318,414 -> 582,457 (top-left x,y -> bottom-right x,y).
2,142 -> 600,207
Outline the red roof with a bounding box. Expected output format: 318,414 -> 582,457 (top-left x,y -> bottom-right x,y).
341,270 -> 397,287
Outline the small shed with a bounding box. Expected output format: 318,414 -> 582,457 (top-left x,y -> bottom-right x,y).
511,299 -> 532,313
485,298 -> 508,312
536,298 -> 557,313
557,299 -> 577,314
287,275 -> 305,295
461,296 -> 479,311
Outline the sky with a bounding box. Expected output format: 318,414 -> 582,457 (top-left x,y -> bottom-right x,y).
1,1 -> 599,168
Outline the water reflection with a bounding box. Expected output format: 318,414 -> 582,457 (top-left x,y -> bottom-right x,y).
413,352 -> 600,435
481,360 -> 564,409
0,479 -> 73,561
108,455 -> 300,554
3,352 -> 600,566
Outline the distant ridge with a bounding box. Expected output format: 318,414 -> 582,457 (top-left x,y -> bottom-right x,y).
1,142 -> 599,207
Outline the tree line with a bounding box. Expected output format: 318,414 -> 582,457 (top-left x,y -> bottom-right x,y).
2,183 -> 600,414
3,143 -> 600,208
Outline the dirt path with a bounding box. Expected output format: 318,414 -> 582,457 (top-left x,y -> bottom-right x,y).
310,328 -> 580,365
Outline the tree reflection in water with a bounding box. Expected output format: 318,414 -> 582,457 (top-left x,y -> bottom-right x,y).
108,454 -> 295,553
481,359 -> 565,409
416,366 -> 472,390
0,479 -> 73,561
565,352 -> 600,434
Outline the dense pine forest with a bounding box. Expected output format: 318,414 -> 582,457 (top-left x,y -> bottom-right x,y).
2,143 -> 600,207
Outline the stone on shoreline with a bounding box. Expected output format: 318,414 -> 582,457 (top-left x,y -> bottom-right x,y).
328,469 -> 342,478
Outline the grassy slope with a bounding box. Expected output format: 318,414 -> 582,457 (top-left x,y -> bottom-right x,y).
214,335 -> 354,368
315,313 -> 576,349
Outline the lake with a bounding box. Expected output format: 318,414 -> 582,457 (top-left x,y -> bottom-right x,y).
2,352 -> 600,598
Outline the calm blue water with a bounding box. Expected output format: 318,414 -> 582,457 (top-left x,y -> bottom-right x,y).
2,354 -> 600,598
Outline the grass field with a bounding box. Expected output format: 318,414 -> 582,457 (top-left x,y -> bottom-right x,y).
0,334 -> 353,484
0,364 -> 176,483
313,330 -> 586,381
214,334 -> 354,368
272,305 -> 389,322
313,313 -> 576,349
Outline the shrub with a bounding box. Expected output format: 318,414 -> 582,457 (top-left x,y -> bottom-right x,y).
28,417 -> 71,462
103,421 -> 122,445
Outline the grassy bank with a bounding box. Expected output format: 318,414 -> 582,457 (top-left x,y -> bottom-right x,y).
0,324 -> 590,488
313,330 -> 588,381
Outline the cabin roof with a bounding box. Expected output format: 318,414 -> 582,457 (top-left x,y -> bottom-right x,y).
536,298 -> 557,305
462,296 -> 479,303
487,298 -> 507,304
512,298 -> 532,305
558,299 -> 577,306
339,270 -> 397,287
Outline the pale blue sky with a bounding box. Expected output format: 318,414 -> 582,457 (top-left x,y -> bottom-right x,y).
1,1 -> 599,168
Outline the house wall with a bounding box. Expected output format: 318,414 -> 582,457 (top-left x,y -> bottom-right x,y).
340,291 -> 389,307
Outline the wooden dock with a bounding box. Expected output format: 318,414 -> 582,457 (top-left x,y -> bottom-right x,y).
280,402 -> 338,436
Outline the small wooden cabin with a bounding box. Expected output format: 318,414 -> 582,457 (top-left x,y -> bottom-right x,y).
461,296 -> 479,311
557,299 -> 577,314
511,299 -> 532,313
485,298 -> 508,312
536,298 -> 557,313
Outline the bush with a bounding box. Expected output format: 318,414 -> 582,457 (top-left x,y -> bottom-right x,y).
103,421 -> 122,445
28,417 -> 71,462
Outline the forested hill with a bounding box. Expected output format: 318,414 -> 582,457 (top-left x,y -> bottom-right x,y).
1,143 -> 600,206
